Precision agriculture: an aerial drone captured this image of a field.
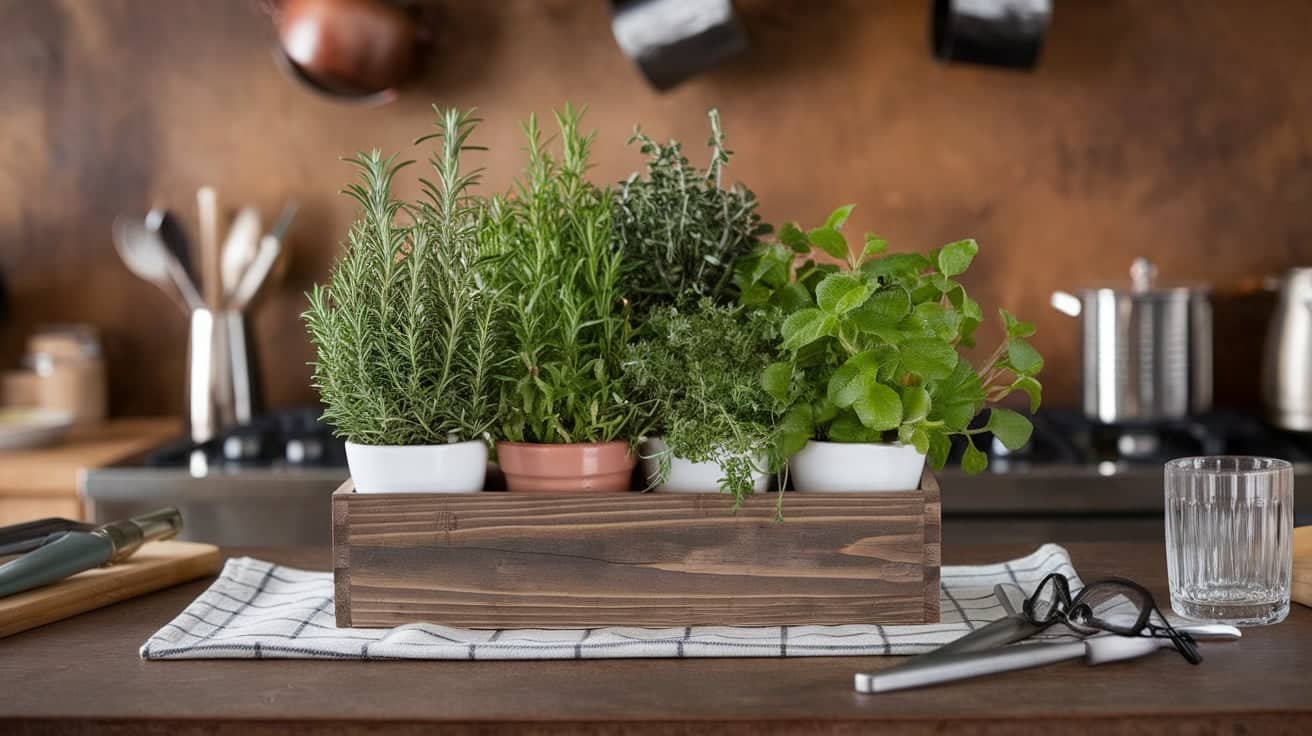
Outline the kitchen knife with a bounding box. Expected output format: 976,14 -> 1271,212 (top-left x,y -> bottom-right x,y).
0,508 -> 182,598
924,584 -> 1045,658
856,624 -> 1239,694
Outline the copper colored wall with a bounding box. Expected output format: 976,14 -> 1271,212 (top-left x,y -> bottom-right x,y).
2,0 -> 1310,417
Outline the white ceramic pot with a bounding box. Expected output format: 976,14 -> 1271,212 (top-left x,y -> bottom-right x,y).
640,437 -> 771,494
789,440 -> 926,492
345,439 -> 488,493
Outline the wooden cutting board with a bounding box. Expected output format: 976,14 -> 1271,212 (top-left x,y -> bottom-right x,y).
1294,526 -> 1312,609
0,540 -> 221,638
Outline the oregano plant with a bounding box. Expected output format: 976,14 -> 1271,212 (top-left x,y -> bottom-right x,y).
736,204 -> 1043,472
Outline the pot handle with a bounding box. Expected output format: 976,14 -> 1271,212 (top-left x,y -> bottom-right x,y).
1051,291 -> 1082,317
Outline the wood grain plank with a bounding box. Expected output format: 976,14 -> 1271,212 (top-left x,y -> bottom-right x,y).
335,479 -> 940,628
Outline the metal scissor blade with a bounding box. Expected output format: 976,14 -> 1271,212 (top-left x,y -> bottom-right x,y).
0,518 -> 94,556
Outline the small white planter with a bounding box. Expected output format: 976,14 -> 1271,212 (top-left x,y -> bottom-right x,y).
345,440 -> 488,493
640,437 -> 771,494
789,440 -> 926,492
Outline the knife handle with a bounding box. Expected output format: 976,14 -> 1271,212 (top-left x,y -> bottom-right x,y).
927,615 -> 1043,658
0,532 -> 113,598
855,641 -> 1087,694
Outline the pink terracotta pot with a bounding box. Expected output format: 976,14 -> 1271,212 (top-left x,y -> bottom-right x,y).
495,441 -> 636,492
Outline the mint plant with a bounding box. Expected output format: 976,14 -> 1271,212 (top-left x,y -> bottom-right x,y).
736,205 -> 1043,472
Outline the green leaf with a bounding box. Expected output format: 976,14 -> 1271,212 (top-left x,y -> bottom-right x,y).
816,274 -> 872,315
913,302 -> 962,342
960,295 -> 983,321
808,227 -> 849,260
861,253 -> 931,281
1001,308 -> 1037,338
827,351 -> 880,408
776,405 -> 814,457
779,222 -> 810,253
929,359 -> 985,431
962,438 -> 988,474
909,427 -> 930,455
828,412 -> 884,442
899,338 -> 959,380
761,362 -> 794,403
926,430 -> 951,470
853,382 -> 902,431
780,308 -> 836,351
937,239 -> 979,277
824,204 -> 856,230
1010,375 -> 1043,413
862,233 -> 889,260
987,407 -> 1033,450
1007,337 -> 1044,375
773,282 -> 813,311
812,396 -> 840,425
796,260 -> 839,293
849,287 -> 910,331
901,386 -> 931,423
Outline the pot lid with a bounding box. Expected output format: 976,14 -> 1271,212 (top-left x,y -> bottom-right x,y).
1070,258 -> 1211,296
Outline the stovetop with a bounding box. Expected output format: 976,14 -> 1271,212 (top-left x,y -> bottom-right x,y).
954,408 -> 1312,469
124,407 -> 1312,473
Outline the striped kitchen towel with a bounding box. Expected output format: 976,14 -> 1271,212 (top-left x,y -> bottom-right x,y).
141,543 -> 1080,660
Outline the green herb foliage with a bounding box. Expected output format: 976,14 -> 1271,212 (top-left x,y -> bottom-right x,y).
625,300 -> 783,510
484,105 -> 647,444
737,205 -> 1043,472
304,108 -> 503,445
614,109 -> 772,318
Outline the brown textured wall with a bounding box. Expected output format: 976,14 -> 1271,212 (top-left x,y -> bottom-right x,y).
1,0 -> 1310,417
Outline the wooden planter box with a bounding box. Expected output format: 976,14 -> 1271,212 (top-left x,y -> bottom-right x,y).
332,471 -> 940,629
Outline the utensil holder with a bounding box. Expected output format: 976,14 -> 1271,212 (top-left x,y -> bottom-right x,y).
187,309 -> 260,443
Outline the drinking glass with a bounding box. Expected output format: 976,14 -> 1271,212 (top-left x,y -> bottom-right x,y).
1165,456 -> 1293,626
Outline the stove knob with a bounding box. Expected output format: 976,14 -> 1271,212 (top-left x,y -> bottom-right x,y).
286,437 -> 325,465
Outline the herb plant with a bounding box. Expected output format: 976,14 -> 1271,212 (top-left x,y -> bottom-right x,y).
736,205 -> 1043,472
624,300 -> 783,509
304,107 -> 503,446
614,109 -> 772,318
484,105 -> 647,444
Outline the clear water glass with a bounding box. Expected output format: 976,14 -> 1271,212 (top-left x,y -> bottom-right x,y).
1165,456 -> 1293,626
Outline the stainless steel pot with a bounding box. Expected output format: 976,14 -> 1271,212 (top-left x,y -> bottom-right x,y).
1261,268 -> 1312,431
1051,258 -> 1213,424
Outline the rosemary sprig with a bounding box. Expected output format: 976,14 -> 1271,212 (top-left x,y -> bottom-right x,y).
303,107 -> 504,445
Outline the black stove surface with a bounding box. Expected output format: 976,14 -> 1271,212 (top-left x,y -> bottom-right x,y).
953,408 -> 1312,468
142,408 -> 346,469
134,408 -> 1312,473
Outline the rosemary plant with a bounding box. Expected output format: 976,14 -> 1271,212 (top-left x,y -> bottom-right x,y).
614,109 -> 772,319
484,105 -> 648,444
625,300 -> 784,511
304,107 -> 503,446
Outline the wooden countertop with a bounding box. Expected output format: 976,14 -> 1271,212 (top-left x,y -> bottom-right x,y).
1,417 -> 178,497
1,542 -> 1309,735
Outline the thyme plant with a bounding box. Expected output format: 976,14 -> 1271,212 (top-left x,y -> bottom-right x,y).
737,205 -> 1043,472
485,105 -> 648,444
614,109 -> 772,319
304,108 -> 503,445
624,300 -> 783,510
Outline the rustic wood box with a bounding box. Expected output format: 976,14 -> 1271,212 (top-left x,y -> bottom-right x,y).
332,471 -> 940,629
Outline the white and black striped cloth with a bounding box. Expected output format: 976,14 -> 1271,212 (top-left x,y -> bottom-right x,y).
141,544 -> 1080,660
